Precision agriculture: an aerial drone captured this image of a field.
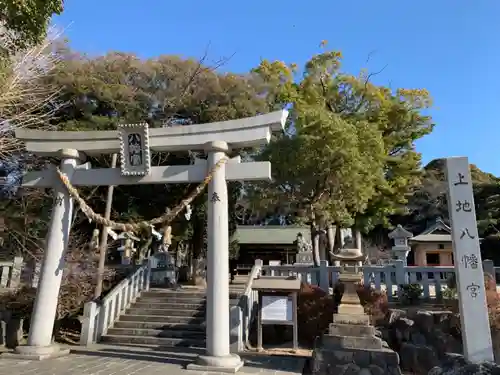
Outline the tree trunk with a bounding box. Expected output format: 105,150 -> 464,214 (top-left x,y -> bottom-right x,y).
355,229 -> 362,250
190,216 -> 206,285
326,224 -> 336,258
310,221 -> 321,267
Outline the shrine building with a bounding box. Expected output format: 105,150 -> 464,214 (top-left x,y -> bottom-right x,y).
232,225 -> 310,273
409,218 -> 454,266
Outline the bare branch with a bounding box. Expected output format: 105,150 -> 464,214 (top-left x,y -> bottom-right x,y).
0,25 -> 65,159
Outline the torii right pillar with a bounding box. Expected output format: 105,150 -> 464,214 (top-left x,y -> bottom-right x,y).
187,141 -> 243,372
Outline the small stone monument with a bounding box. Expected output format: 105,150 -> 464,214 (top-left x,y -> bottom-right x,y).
312,246 -> 402,374
151,251 -> 176,286
294,232 -> 314,265
388,224 -> 413,266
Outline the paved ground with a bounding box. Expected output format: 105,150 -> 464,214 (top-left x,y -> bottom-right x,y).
0,344 -> 306,375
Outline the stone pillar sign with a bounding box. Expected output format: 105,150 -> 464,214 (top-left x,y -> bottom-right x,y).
445,156 -> 493,363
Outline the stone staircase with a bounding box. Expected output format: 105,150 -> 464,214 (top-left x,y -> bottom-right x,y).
101,285 -> 245,348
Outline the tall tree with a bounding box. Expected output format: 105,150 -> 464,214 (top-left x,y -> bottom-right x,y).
0,0 -> 63,50
249,49 -> 434,263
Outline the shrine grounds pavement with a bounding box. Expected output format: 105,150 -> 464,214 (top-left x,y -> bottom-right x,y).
0,344 -> 306,375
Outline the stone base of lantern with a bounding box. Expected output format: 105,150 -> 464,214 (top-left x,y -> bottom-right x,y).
187,353 -> 244,373
309,267 -> 402,375
310,309 -> 402,375
3,344 -> 70,361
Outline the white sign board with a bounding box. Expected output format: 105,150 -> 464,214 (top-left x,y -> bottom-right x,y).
445,157 -> 493,363
269,260 -> 281,266
261,296 -> 292,322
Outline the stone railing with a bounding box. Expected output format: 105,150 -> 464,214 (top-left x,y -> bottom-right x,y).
80,262 -> 151,345
262,259 -> 500,301
230,259 -> 263,352
0,256 -> 23,289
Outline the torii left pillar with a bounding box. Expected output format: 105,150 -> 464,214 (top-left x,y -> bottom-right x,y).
9,149 -> 84,360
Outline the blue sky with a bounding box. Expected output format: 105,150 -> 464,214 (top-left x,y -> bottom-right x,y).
54,1 -> 499,175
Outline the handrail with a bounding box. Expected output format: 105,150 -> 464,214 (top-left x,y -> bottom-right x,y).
80,260 -> 152,345
239,260 -> 263,350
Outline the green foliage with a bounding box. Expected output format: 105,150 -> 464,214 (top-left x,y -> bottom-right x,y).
249,49 -> 433,233
0,0 -> 63,49
442,287 -> 457,300
390,159 -> 500,238
398,283 -> 423,305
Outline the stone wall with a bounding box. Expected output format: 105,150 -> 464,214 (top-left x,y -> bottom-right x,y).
378,308 -> 500,375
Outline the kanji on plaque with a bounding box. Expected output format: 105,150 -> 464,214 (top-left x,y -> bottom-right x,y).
460,228 -> 475,239
54,196 -> 64,206
456,200 -> 472,213
210,192 -> 220,203
461,254 -> 478,269
466,282 -> 480,298
454,172 -> 469,186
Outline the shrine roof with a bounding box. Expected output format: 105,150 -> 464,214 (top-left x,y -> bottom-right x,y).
410,217 -> 452,243
234,225 -> 310,245
410,233 -> 452,243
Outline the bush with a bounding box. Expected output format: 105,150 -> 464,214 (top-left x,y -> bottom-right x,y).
297,283 -> 335,346
356,283 -> 389,322
399,283 -> 423,305
333,282 -> 389,323
442,287 -> 457,300
484,273 -> 500,330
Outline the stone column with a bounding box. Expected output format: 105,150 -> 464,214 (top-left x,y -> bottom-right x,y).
14,149 -> 83,360
188,141 -> 243,372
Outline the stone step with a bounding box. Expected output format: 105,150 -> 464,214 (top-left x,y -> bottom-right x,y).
329,323 -> 376,337
322,334 -> 383,350
119,314 -> 205,324
137,296 -> 206,304
332,313 -> 370,325
126,308 -> 205,317
136,297 -> 240,307
142,289 -> 207,298
107,327 -> 206,339
101,334 -> 205,348
139,293 -> 241,302
114,321 -> 205,331
133,301 -> 205,310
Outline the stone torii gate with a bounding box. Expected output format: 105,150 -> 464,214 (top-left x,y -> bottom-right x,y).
11,110 -> 288,371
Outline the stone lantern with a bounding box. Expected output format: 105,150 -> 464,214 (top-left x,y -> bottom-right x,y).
330,248 -> 365,315
388,224 -> 413,266
117,232 -> 140,265
313,231 -> 401,373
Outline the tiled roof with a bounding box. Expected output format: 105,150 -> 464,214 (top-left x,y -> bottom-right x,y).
410,234 -> 452,243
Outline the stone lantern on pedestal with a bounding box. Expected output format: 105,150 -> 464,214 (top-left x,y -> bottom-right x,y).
330,248 -> 365,315
314,243 -> 401,373
388,224 -> 413,266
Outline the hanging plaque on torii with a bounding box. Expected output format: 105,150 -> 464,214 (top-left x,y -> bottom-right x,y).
118,123 -> 151,176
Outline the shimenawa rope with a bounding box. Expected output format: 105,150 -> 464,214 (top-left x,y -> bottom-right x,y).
55,158 -> 228,233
